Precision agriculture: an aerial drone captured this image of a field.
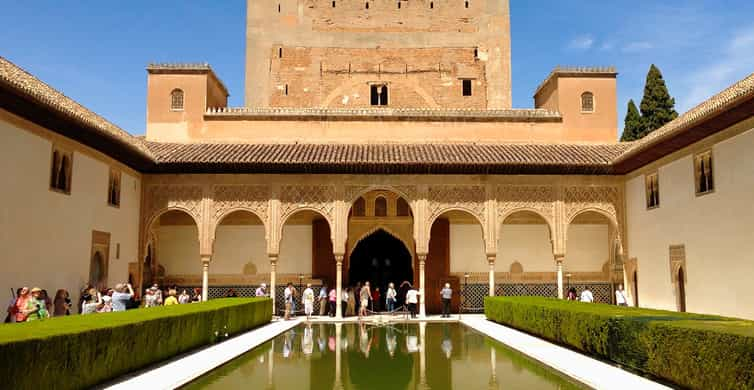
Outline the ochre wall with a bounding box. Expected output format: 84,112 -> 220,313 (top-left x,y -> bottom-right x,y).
246,0 -> 511,108
0,110 -> 141,307
625,122 -> 754,320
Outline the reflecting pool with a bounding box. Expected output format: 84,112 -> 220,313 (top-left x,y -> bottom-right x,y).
184,322 -> 586,389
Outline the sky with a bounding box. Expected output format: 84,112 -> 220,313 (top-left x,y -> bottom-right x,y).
1,1 -> 754,139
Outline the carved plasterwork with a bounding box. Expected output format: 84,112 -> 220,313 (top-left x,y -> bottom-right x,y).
427,185 -> 486,225
143,185 -> 203,226
344,184 -> 417,203
497,185 -> 555,227
212,185 -> 270,225
564,186 -> 621,226
279,185 -> 336,224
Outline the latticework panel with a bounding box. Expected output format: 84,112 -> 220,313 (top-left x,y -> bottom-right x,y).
459,282 -> 614,312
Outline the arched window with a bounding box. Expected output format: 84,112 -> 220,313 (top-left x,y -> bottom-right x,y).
396,197 -> 410,216
50,147 -> 72,193
374,197 -> 387,217
352,197 -> 366,217
370,84 -> 388,106
581,92 -> 594,112
58,155 -> 71,192
108,169 -> 121,207
170,89 -> 184,111
50,150 -> 60,188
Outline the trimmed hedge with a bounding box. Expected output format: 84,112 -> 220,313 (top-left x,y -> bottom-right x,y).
0,298 -> 272,389
485,296 -> 754,390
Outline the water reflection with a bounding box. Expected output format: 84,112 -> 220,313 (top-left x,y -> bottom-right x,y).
184,322 -> 585,390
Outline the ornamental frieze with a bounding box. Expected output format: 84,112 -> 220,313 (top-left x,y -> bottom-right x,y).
212,185 -> 270,223
564,186 -> 620,223
427,185 -> 486,224
143,184 -> 203,225
279,185 -> 336,222
497,185 -> 555,224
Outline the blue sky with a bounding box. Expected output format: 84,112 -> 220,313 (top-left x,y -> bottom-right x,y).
2,1 -> 753,139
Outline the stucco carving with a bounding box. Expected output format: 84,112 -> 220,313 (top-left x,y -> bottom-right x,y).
280,185 -> 336,224
143,184 -> 203,226
212,185 -> 270,224
344,184 -> 417,204
564,186 -> 620,225
497,185 -> 555,226
427,185 -> 486,225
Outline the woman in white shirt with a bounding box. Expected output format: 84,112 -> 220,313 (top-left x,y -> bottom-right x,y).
405,287 -> 419,318
385,283 -> 397,312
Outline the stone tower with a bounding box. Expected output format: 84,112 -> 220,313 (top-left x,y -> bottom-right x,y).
245,0 -> 512,109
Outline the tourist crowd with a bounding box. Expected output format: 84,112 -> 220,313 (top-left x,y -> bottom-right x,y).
4,282 -> 204,323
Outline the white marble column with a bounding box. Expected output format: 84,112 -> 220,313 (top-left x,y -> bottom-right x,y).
335,255 -> 343,320
201,255 -> 211,301
418,254 -> 427,318
556,255 -> 564,299
487,254 -> 496,296
269,255 -> 278,316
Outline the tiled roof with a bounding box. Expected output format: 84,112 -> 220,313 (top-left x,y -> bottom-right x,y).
145,142 -> 630,174
0,56 -> 154,161
205,107 -> 561,121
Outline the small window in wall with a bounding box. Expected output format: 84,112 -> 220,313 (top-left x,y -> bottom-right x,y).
465,1 -> 470,8
352,197 -> 366,217
645,172 -> 660,209
694,150 -> 714,195
374,197 -> 388,217
50,146 -> 72,194
430,2 -> 434,9
108,169 -> 121,207
370,84 -> 388,106
581,92 -> 594,112
170,89 -> 184,111
284,84 -> 289,96
278,4 -> 281,12
462,79 -> 472,96
278,47 -> 283,58
397,1 -> 401,9
365,2 -> 369,9
396,197 -> 410,217
332,1 -> 336,7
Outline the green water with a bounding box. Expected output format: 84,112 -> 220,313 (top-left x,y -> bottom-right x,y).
184,322 -> 587,390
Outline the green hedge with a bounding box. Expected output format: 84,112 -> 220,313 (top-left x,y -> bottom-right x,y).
0,298 -> 272,390
485,296 -> 754,390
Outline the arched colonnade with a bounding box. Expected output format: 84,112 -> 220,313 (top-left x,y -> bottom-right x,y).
139,181 -> 627,317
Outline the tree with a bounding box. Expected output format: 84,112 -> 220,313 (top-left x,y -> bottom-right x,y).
621,99 -> 643,142
638,64 -> 678,138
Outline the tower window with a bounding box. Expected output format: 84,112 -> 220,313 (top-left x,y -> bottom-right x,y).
332,1 -> 336,7
284,84 -> 289,96
108,169 -> 121,207
462,79 -> 472,96
474,48 -> 478,59
278,47 -> 283,58
366,2 -> 369,9
646,172 -> 660,209
430,2 -> 434,9
581,92 -> 594,112
397,2 -> 401,9
370,84 -> 388,106
694,151 -> 714,195
465,1 -> 469,8
278,4 -> 281,12
374,197 -> 388,217
50,146 -> 72,194
170,89 -> 184,111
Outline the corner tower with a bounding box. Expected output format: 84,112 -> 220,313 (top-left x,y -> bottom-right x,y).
245,0 -> 511,109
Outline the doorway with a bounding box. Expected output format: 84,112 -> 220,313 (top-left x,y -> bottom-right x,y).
677,268 -> 686,312
348,229 -> 413,292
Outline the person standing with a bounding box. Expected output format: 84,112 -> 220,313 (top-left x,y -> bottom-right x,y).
318,284 -> 328,316
440,283 -> 453,318
405,286 -> 419,318
6,288 -> 24,323
178,289 -> 191,304
385,283 -> 397,312
255,283 -> 267,297
615,284 -> 628,306
25,288 -> 49,321
342,287 -> 350,317
328,287 -> 337,317
191,287 -> 202,303
164,289 -> 179,305
567,287 -> 578,301
372,287 -> 381,312
53,289 -> 71,316
111,283 -> 134,312
284,283 -> 294,320
144,288 -> 158,308
303,283 -> 315,320
358,282 -> 371,319
580,286 -> 594,303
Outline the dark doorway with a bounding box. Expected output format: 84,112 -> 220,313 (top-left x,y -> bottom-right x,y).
349,229 -> 413,293
677,268 -> 686,312
632,271 -> 639,307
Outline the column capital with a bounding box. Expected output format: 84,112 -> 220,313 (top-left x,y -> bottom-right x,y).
554,253 -> 565,263
486,253 -> 496,265
417,253 -> 428,263
200,254 -> 211,265
334,253 -> 344,265
268,254 -> 279,263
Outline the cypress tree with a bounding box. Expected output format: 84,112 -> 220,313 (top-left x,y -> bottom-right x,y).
638,64 -> 678,138
621,99 -> 643,142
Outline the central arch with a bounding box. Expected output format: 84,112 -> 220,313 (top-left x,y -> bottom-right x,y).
348,229 -> 414,293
